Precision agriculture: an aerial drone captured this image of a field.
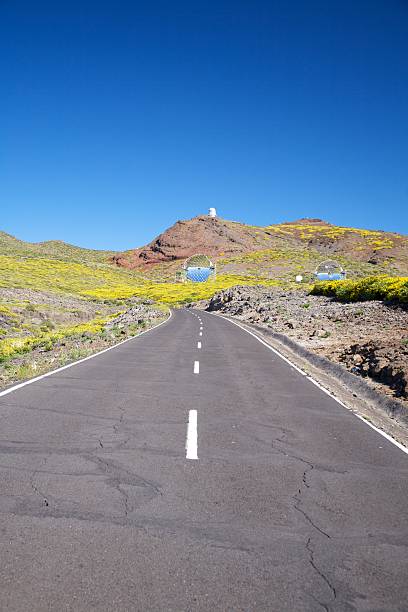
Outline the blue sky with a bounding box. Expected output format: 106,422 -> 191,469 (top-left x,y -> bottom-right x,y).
1,1 -> 407,250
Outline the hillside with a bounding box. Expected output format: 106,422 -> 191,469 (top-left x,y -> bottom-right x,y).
0,231 -> 115,264
113,216 -> 408,280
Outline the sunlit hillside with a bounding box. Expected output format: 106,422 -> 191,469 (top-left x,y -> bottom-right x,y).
114,216 -> 408,279
2,217 -> 407,304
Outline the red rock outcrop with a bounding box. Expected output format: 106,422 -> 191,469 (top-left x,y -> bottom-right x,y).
112,216 -> 260,268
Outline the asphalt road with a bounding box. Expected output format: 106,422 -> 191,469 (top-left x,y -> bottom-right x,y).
0,308 -> 407,612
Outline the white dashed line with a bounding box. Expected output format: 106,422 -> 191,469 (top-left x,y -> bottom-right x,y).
194,360 -> 200,374
197,341 -> 201,349
186,409 -> 198,460
199,331 -> 202,337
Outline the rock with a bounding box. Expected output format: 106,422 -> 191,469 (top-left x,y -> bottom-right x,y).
352,354 -> 363,365
310,328 -> 329,338
105,305 -> 164,330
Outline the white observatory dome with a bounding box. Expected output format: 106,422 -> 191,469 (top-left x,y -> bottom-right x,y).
208,207 -> 217,218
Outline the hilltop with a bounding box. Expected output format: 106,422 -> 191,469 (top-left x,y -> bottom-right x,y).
112,215 -> 408,280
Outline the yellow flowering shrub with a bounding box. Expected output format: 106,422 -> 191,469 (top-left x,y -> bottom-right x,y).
310,276 -> 408,303
0,256 -> 279,305
83,274 -> 279,304
0,255 -> 146,295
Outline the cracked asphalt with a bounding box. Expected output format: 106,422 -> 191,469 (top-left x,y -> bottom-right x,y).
0,308 -> 407,611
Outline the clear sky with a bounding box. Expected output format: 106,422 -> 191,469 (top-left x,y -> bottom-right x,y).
1,0 -> 407,250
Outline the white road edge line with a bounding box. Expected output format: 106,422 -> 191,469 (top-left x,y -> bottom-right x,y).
210,312 -> 408,456
197,341 -> 202,349
0,309 -> 173,399
186,409 -> 198,460
194,360 -> 200,374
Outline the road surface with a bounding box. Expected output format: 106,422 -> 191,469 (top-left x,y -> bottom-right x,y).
0,308 -> 407,611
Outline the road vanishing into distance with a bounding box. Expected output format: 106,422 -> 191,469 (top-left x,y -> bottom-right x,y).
0,308 -> 407,611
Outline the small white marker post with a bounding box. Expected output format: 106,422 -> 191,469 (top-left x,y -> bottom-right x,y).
186,410 -> 198,460
194,360 -> 200,374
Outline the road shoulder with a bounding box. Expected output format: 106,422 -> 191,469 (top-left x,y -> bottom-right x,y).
207,311 -> 408,450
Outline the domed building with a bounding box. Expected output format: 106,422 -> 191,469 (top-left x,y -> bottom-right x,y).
314,260 -> 346,281
180,254 -> 216,283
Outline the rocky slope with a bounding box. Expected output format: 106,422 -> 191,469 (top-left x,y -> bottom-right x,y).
112,215 -> 408,279
205,286 -> 408,403
112,216 -> 261,266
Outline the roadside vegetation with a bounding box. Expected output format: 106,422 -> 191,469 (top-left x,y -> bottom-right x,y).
310,276 -> 408,304
0,313 -> 119,362
0,298 -> 167,389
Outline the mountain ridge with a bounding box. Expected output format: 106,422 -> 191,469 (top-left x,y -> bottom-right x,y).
111,215 -> 408,278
